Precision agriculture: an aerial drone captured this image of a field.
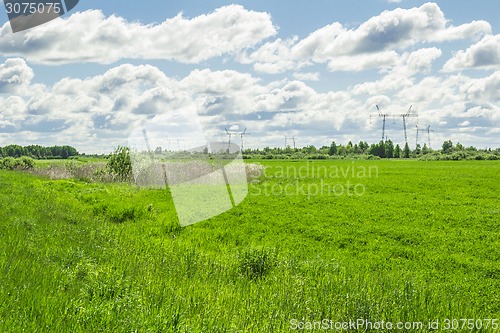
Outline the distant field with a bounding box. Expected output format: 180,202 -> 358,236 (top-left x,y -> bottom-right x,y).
0,160 -> 499,332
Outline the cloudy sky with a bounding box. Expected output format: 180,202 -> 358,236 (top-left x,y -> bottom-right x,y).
0,0 -> 498,153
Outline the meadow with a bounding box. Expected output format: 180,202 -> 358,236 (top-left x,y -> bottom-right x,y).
0,159 -> 499,332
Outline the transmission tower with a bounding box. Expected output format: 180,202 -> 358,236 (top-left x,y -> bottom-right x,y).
291,136 -> 296,150
240,128 -> 251,152
415,125 -> 420,149
401,105 -> 417,147
426,125 -> 435,149
370,105 -> 417,145
224,128 -> 238,153
370,105 -> 390,142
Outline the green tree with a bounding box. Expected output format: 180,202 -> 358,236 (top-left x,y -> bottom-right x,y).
394,144 -> 401,158
346,141 -> 354,155
385,140 -> 394,158
442,140 -> 453,154
369,141 -> 385,158
414,144 -> 422,156
328,141 -> 337,156
404,143 -> 410,158
422,144 -> 429,155
358,141 -> 369,153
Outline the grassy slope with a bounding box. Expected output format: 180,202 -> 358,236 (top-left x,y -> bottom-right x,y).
0,160 -> 499,332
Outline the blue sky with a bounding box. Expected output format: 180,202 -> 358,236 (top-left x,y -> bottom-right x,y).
0,1 -> 499,152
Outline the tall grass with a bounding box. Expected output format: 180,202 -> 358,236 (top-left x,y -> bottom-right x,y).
0,160 -> 499,332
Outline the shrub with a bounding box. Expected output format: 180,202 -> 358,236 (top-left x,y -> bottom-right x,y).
367,155 -> 381,160
307,154 -> 328,160
107,146 -> 132,182
17,156 -> 35,170
0,157 -> 17,170
451,152 -> 467,160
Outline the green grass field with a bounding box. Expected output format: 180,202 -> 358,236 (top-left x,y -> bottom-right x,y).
1,160 -> 499,332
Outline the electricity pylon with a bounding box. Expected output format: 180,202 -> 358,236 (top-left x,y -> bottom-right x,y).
370,105 -> 418,145
426,125 -> 435,149
370,105 -> 390,142
224,128 -> 238,153
400,106 -> 418,147
240,128 -> 250,152
416,125 -> 420,148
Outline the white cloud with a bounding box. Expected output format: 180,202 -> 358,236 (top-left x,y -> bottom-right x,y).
0,61 -> 361,149
432,20 -> 492,43
0,6 -> 276,64
0,96 -> 27,128
328,51 -> 400,72
291,23 -> 346,62
352,73 -> 413,95
0,58 -> 34,93
243,3 -> 491,74
403,47 -> 443,74
461,70 -> 500,103
443,35 -> 500,72
293,72 -> 320,81
1,53 -> 497,150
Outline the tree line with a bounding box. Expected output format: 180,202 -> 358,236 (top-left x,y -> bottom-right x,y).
1,140 -> 499,161
242,140 -> 500,160
0,145 -> 79,159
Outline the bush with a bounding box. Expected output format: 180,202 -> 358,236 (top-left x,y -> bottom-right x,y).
367,155 -> 381,160
307,154 -> 328,160
450,152 -> 467,160
0,157 -> 17,170
107,146 -> 132,182
17,156 -> 35,170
